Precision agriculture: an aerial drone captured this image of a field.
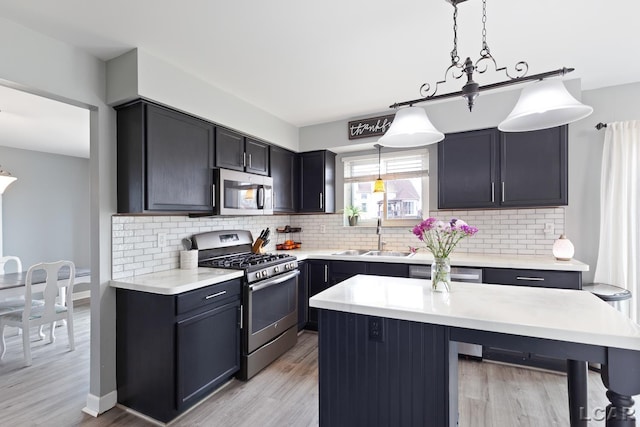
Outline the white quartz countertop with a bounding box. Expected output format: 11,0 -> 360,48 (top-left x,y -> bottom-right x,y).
277,249 -> 589,271
309,274 -> 640,351
110,268 -> 244,295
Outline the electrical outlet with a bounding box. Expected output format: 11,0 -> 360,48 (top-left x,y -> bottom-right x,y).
368,317 -> 384,342
544,223 -> 555,235
157,233 -> 167,248
320,224 -> 326,233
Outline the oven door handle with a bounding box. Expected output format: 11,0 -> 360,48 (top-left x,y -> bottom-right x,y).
249,270 -> 300,292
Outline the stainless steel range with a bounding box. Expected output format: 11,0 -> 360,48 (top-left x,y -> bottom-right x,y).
191,230 -> 299,380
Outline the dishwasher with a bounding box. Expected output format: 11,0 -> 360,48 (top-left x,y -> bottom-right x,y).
408,264 -> 484,358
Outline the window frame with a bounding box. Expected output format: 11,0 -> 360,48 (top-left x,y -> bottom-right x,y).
342,149 -> 429,227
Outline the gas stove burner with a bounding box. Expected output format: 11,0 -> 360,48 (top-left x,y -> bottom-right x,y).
199,252 -> 296,270
192,230 -> 298,283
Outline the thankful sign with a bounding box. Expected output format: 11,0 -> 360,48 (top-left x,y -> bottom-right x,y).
348,114 -> 395,140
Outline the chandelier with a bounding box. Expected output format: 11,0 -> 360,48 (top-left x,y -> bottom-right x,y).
378,0 -> 593,148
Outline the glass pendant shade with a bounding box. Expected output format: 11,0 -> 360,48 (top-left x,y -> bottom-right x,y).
0,169 -> 17,194
499,80 -> 593,132
373,178 -> 385,193
378,106 -> 444,147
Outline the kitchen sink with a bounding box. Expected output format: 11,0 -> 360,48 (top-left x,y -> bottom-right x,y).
332,249 -> 370,256
363,250 -> 415,258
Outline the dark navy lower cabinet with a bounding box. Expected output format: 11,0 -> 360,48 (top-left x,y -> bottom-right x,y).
318,309 -> 457,427
116,279 -> 242,423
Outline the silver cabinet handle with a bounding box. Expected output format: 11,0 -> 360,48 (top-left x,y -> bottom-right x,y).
501,181 -> 505,203
243,152 -> 247,168
239,305 -> 243,330
205,290 -> 227,300
516,276 -> 545,281
248,153 -> 252,169
324,265 -> 328,283
273,191 -> 276,207
451,273 -> 481,280
320,193 -> 323,210
491,182 -> 495,203
212,184 -> 216,207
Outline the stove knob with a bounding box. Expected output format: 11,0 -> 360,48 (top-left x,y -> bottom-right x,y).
274,266 -> 280,273
255,272 -> 261,280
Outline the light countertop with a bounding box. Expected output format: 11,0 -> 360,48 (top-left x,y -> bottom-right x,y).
109,268 -> 244,295
309,274 -> 640,351
278,249 -> 589,272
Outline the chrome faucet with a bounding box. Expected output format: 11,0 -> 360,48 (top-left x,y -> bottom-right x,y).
376,217 -> 385,251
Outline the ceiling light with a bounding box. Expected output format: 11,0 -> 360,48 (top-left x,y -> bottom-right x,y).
0,166 -> 17,194
381,0 -> 592,147
373,144 -> 385,193
377,106 -> 444,147
498,79 -> 594,132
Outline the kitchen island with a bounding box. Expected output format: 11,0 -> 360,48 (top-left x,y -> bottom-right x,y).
310,275 -> 640,427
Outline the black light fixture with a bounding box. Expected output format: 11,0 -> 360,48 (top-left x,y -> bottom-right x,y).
373,144 -> 385,193
378,0 -> 593,148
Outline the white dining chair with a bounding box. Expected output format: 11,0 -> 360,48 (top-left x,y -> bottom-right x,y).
0,256 -> 27,317
0,256 -> 22,274
0,261 -> 76,366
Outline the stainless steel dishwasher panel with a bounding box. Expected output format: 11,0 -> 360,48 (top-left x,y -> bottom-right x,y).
408,264 -> 484,358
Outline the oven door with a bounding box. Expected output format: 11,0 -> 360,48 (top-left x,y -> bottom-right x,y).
214,168 -> 273,215
245,269 -> 299,354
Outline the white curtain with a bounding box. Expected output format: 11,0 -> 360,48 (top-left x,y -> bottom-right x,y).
594,120 -> 640,323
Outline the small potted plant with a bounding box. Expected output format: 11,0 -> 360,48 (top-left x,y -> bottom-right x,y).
345,205 -> 362,226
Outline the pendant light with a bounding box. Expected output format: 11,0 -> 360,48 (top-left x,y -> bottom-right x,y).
381,0 -> 592,146
498,79 -> 594,132
378,106 -> 444,147
0,166 -> 17,194
373,144 -> 385,193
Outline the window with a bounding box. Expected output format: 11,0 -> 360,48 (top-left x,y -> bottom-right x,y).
343,149 -> 429,226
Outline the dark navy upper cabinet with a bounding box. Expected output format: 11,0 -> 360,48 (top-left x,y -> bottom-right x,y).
500,126 -> 568,207
270,145 -> 299,213
438,128 -> 499,209
299,150 -> 336,213
116,100 -> 215,213
215,128 -> 270,176
438,126 -> 568,209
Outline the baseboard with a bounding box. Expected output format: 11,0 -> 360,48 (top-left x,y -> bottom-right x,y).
72,291 -> 91,301
82,390 -> 117,417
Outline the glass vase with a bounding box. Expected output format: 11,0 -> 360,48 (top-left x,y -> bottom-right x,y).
431,257 -> 451,293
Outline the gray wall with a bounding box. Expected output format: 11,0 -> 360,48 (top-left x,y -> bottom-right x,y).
0,15 -> 118,414
1,146 -> 90,269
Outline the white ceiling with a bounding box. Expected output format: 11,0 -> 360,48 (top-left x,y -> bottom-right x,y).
0,85 -> 89,158
0,0 -> 639,156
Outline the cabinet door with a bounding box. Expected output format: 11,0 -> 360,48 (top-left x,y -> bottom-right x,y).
297,261 -> 309,331
500,126 -> 568,207
330,261 -> 367,285
245,138 -> 270,176
146,105 -> 214,211
215,128 -> 245,171
271,145 -> 299,213
176,300 -> 240,409
367,262 -> 409,277
438,128 -> 499,209
307,260 -> 330,330
299,150 -> 336,213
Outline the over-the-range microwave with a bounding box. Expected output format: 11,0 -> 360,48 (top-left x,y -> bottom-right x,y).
213,168 -> 273,215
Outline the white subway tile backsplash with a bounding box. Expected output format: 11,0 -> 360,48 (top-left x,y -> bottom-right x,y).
112,207 -> 565,279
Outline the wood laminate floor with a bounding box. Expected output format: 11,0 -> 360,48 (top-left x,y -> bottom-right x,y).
0,302 -> 633,426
